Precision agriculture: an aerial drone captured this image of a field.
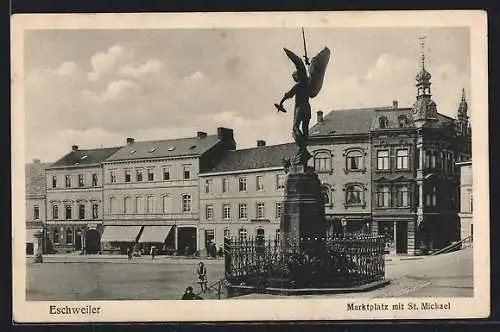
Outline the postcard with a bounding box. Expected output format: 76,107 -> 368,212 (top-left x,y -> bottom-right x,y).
11,10 -> 489,322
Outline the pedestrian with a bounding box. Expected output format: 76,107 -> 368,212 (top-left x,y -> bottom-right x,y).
197,261 -> 208,293
181,286 -> 203,300
150,245 -> 156,260
127,247 -> 133,260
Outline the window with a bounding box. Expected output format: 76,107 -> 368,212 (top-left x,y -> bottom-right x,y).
276,174 -> 285,189
182,194 -> 192,213
379,116 -> 388,129
205,179 -> 212,193
223,204 -> 231,219
78,174 -> 85,187
238,228 -> 248,241
314,152 -> 330,172
238,203 -> 247,219
239,177 -> 247,192
53,229 -> 60,245
346,150 -> 363,171
124,197 -> 132,213
222,178 -> 229,193
146,196 -> 154,213
346,184 -> 363,205
92,204 -> 98,219
110,197 -> 117,214
321,185 -> 330,205
256,228 -> 265,240
147,168 -> 154,181
256,203 -> 265,219
135,197 -> 144,214
396,149 -> 409,169
430,152 -> 437,168
204,229 -> 215,247
224,229 -> 230,238
124,169 -> 131,182
65,204 -> 72,220
92,174 -> 98,186
52,175 -> 57,188
377,186 -> 390,207
377,150 -> 390,170
33,205 -> 39,220
396,186 -> 409,207
431,186 -> 437,206
163,196 -> 171,213
256,176 -> 264,191
78,204 -> 85,219
183,166 -> 190,179
162,167 -> 170,181
65,175 -> 72,187
52,205 -> 59,219
110,170 -> 116,183
206,205 -> 214,220
66,228 -> 73,245
136,169 -> 143,182
275,202 -> 282,219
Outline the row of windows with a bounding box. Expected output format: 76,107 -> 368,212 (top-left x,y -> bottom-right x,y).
415,149 -> 457,172
313,150 -> 366,172
375,185 -> 410,208
109,165 -> 192,184
108,194 -> 192,214
51,174 -> 99,188
204,175 -> 286,194
51,203 -> 99,220
205,202 -> 283,220
206,228 -> 280,243
376,149 -> 409,170
51,227 -> 82,245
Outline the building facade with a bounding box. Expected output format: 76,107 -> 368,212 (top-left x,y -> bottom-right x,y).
198,141 -> 295,254
101,128 -> 235,255
457,160 -> 473,242
44,145 -> 121,254
25,159 -> 50,255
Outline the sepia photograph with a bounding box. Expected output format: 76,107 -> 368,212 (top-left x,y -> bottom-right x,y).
11,11 -> 489,322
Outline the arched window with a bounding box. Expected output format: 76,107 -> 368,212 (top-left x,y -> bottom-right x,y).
124,197 -> 132,214
345,184 -> 363,205
238,228 -> 247,241
66,228 -> 73,244
379,116 -> 389,129
52,204 -> 59,220
346,150 -> 363,171
146,196 -> 155,213
314,151 -> 331,172
182,194 -> 192,213
136,196 -> 144,214
163,195 -> 171,213
256,228 -> 265,239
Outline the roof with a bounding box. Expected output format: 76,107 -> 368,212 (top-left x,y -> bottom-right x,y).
25,161 -> 50,195
50,147 -> 121,168
311,107 -> 455,135
106,135 -> 221,162
202,143 -> 296,173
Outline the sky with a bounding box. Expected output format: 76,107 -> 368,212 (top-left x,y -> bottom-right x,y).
23,27 -> 470,163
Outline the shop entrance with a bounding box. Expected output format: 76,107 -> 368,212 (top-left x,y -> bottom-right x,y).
177,227 -> 197,255
396,222 -> 408,254
85,229 -> 101,254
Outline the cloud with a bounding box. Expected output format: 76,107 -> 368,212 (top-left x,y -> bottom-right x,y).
88,44 -> 133,81
119,59 -> 163,79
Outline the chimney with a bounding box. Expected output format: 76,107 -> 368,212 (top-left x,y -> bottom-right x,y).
257,140 -> 266,147
317,111 -> 324,123
126,137 -> 135,145
217,127 -> 236,150
72,145 -> 78,151
197,131 -> 207,139
392,100 -> 398,109
33,158 -> 40,164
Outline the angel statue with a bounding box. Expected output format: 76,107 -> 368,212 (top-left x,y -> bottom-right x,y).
275,31 -> 330,167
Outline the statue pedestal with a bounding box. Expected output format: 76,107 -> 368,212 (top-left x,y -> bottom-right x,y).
280,165 -> 326,252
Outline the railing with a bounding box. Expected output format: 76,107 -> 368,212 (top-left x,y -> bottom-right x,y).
430,235 -> 473,256
224,235 -> 385,290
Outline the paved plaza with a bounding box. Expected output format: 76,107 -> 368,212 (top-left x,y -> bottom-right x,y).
26,248 -> 472,301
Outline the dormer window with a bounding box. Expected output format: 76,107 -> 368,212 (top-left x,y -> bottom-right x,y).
379,116 -> 389,129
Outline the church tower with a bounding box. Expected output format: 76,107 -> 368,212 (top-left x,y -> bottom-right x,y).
456,88 -> 470,136
412,37 -> 438,125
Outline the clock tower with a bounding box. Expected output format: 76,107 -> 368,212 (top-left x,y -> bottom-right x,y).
412,37 -> 438,126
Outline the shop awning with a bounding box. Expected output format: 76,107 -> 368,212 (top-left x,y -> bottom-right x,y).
139,226 -> 173,243
101,226 -> 142,242
26,229 -> 42,243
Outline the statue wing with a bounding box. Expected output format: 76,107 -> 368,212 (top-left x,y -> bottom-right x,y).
308,47 -> 331,98
283,48 -> 308,83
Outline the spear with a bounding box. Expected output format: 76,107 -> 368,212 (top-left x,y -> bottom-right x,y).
302,27 -> 310,66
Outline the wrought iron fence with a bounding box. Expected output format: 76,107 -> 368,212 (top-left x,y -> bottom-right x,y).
224,234 -> 385,290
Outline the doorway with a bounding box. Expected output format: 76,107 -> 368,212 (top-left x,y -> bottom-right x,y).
396,222 -> 408,254
75,228 -> 82,251
177,227 -> 197,255
85,229 -> 101,254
